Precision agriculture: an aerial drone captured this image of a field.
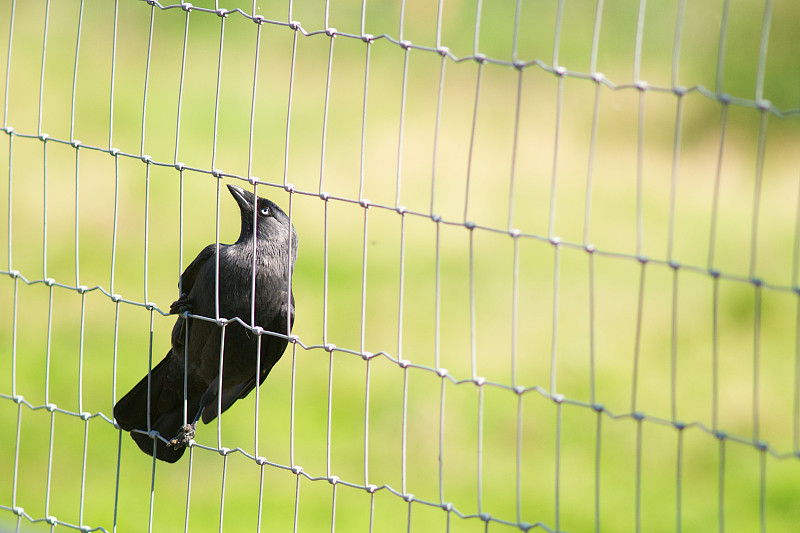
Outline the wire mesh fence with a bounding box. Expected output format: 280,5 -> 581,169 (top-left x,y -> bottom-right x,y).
1,0 -> 800,531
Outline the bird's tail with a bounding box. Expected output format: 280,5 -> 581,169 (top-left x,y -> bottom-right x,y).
113,353 -> 197,463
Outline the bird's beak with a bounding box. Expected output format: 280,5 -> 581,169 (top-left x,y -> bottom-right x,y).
227,184 -> 254,212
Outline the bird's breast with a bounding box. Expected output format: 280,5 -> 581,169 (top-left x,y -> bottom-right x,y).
192,246 -> 288,322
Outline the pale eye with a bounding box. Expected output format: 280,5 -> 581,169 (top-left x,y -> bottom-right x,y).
260,207 -> 270,217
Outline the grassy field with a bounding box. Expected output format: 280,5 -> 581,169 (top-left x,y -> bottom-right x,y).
2,0 -> 800,532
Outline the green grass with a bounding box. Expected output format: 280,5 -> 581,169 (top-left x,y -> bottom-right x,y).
2,0 -> 800,532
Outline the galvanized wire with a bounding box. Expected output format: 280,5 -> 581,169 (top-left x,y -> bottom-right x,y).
2,2 -> 799,533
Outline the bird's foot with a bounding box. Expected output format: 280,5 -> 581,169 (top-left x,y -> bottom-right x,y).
167,423 -> 196,449
170,293 -> 192,315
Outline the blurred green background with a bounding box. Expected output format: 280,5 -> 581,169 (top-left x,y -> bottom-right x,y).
1,0 -> 800,531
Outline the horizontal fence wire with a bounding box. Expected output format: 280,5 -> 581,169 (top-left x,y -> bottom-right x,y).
2,1 -> 800,532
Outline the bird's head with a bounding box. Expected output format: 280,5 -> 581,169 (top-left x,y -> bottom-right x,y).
227,184 -> 298,263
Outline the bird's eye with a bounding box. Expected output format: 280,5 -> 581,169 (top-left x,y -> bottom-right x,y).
260,207 -> 270,216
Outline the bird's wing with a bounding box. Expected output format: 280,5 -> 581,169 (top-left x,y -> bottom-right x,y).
204,291 -> 295,423
169,243 -> 217,350
179,243 -> 217,296
169,243 -> 217,317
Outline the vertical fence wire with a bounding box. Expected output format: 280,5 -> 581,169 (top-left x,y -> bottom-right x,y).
462,61 -> 483,224
214,175 -> 222,321
359,204 -> 369,354
37,0 -> 50,138
174,6 -> 190,167
670,266 -> 679,422
468,228 -> 477,380
471,0 -> 482,57
146,307 -> 154,432
148,444 -> 156,533
247,20 -> 261,184
666,94 -> 684,264
211,12 -> 226,173
79,412 -> 89,529
143,153 -> 151,304
330,479 -> 338,533
717,436 -> 726,533
711,274 -> 720,432
108,0 -> 118,150
588,251 -> 596,404
634,415 -> 643,533
110,152 -> 120,295
368,488 -> 375,533
752,284 -> 762,444
514,390 -> 523,526
113,431 -> 122,532
45,282 -> 54,404
428,53 -> 445,216
248,19 -> 263,460
548,71 -> 565,241
631,261 -> 647,413
714,0 -> 730,95
5,133 -> 11,271
219,454 -> 228,533
754,0 -> 773,103
45,406 -> 55,525
671,0 -> 685,89
583,80 -> 601,247
401,362 -> 409,495
253,333 -> 263,456
792,171 -> 800,450
676,427 -> 685,532
10,285 -> 20,513
41,139 -> 48,279
438,371 -> 447,507
507,68 -> 523,233
476,382 -> 485,514
594,408 -> 602,533
2,3 -> 798,533
318,32 -> 335,195
554,399 -> 563,533
2,0 -> 14,130
363,350 -> 372,486
74,146 -> 81,287
358,38 -> 371,201
749,111 -> 768,279
283,26 -> 298,187
289,331 -> 298,468
326,343 -> 334,478
707,103 -> 729,272
69,0 -> 84,145
216,324 -> 227,450
550,243 -> 561,395
140,3 -> 154,159
9,262 -> 17,397
395,45 -> 409,209
77,291 -> 86,413
292,471 -> 301,533
633,0 -> 646,258
511,234 -> 520,387
758,447 -> 767,533
589,0 -> 604,74
256,461 -> 265,533
183,448 -> 194,533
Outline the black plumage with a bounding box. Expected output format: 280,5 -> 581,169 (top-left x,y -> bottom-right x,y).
113,184 -> 297,462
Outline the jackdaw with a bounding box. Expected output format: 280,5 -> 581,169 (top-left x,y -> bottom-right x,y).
113,184 -> 297,462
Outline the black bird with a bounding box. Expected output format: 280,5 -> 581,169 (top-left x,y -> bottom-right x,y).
113,184 -> 297,462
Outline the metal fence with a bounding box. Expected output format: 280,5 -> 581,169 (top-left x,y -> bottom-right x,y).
1,0 -> 799,531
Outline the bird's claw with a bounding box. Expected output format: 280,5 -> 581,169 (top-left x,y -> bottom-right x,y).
170,293 -> 192,315
167,423 -> 196,449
